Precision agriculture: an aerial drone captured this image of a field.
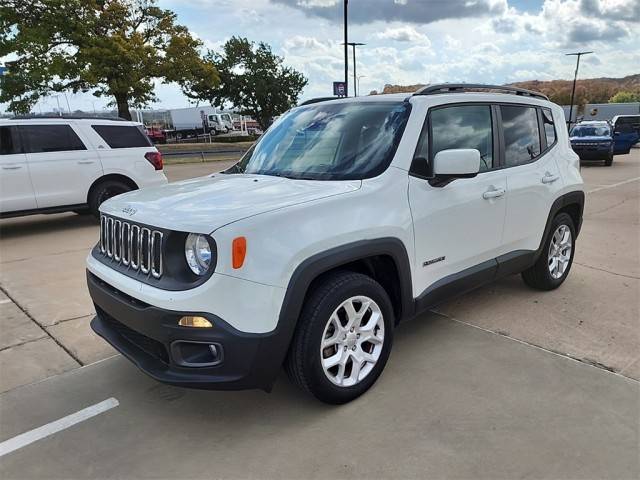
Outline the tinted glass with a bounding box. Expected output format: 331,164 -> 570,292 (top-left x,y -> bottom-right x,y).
542,108 -> 556,147
430,105 -> 493,172
570,125 -> 611,137
92,125 -> 152,148
20,125 -> 86,153
501,105 -> 540,167
229,102 -> 410,180
0,126 -> 20,155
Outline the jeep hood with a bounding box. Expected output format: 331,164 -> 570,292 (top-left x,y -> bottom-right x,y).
100,173 -> 361,233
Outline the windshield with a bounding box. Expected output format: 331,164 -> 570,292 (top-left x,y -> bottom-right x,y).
226,101 -> 411,180
571,125 -> 611,137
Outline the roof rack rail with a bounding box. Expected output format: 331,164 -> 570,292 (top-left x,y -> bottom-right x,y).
413,83 -> 549,100
9,115 -> 129,121
298,97 -> 341,106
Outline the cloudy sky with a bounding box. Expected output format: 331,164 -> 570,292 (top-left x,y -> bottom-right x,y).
11,0 -> 640,112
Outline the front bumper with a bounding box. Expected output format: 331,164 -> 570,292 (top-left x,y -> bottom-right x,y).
87,271 -> 289,391
571,144 -> 611,160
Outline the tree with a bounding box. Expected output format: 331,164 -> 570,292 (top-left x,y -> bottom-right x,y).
609,91 -> 640,103
0,0 -> 219,119
206,37 -> 307,130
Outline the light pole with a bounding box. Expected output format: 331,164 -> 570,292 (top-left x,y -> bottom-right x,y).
343,42 -> 365,96
566,51 -> 593,129
343,0 -> 348,97
357,75 -> 366,96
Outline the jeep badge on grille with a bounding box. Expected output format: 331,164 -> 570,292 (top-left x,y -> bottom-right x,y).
122,206 -> 137,216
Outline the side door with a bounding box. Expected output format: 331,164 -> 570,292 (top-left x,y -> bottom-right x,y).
21,123 -> 103,208
408,104 -> 507,297
613,120 -> 638,154
501,105 -> 563,253
0,125 -> 37,213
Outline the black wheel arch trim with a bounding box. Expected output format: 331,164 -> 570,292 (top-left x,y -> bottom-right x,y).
534,191 -> 584,263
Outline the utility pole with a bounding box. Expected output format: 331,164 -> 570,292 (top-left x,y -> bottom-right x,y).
343,0 -> 348,97
566,51 -> 593,129
343,42 -> 365,96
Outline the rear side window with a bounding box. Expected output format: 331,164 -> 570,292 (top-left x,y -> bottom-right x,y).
501,105 -> 540,167
20,125 -> 86,153
429,105 -> 494,172
0,126 -> 21,155
92,125 -> 152,148
542,108 -> 556,147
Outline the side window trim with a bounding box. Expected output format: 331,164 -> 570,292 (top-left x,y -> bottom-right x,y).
537,108 -> 547,151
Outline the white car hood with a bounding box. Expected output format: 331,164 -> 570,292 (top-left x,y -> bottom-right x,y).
100,173 -> 361,233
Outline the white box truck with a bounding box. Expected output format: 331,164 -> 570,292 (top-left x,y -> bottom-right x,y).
168,107 -> 234,138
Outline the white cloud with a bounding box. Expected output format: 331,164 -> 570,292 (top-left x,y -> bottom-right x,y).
376,26 -> 431,44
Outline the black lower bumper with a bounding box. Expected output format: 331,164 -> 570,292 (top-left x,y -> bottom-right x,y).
87,271 -> 289,391
573,148 -> 610,160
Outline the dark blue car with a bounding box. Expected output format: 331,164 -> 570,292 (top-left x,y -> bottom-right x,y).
570,121 -> 615,166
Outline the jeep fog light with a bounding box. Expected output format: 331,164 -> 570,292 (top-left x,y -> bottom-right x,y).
185,233 -> 212,275
178,316 -> 213,328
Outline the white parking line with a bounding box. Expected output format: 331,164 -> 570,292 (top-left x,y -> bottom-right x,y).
587,176 -> 640,194
0,397 -> 119,458
0,299 -> 12,305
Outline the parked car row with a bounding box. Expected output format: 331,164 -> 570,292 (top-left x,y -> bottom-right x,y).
569,115 -> 639,166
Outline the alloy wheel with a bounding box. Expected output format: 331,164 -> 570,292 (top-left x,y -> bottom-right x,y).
548,225 -> 572,279
320,296 -> 385,387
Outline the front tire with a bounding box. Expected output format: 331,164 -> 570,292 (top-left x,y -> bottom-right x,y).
604,152 -> 613,166
285,271 -> 394,404
522,213 -> 575,290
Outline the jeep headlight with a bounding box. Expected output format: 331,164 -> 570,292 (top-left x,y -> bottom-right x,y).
185,233 -> 213,276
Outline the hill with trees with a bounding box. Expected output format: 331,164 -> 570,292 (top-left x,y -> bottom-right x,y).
372,74 -> 640,105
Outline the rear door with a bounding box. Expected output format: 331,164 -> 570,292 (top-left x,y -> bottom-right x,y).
21,123 -> 103,208
0,125 -> 37,213
501,105 -> 563,253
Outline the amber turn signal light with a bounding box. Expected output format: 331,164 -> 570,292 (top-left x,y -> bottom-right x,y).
232,237 -> 247,269
178,316 -> 213,328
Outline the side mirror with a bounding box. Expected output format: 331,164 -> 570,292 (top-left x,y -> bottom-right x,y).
614,131 -> 620,136
433,148 -> 481,179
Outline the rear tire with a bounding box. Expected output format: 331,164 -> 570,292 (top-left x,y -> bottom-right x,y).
285,271 -> 394,404
88,180 -> 133,218
522,213 -> 575,291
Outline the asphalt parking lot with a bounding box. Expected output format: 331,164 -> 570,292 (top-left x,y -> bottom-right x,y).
0,151 -> 638,478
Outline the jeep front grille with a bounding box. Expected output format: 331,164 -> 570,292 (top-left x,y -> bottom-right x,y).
100,215 -> 163,278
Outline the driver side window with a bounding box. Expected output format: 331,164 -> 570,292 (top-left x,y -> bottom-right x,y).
429,105 -> 494,173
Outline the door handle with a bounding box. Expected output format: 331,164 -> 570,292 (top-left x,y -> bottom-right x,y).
77,160 -> 94,165
1,165 -> 22,170
482,188 -> 505,200
542,173 -> 559,184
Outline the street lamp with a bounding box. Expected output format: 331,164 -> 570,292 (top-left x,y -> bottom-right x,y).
357,75 -> 367,96
343,0 -> 348,97
342,42 -> 366,96
566,51 -> 593,129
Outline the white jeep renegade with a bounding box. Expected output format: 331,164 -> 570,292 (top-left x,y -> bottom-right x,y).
87,84 -> 584,404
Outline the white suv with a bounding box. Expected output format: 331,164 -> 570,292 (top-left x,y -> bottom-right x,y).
86,85 -> 584,404
0,116 -> 168,218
